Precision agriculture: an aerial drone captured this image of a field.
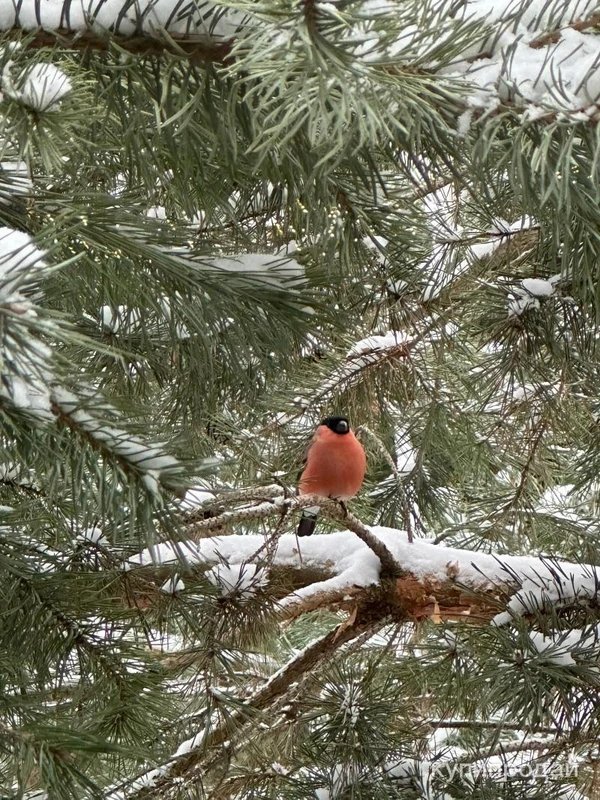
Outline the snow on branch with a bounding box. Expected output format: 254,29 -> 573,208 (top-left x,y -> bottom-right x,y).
282,316 -> 454,417
122,517 -> 600,795
3,0 -> 600,127
129,502 -> 600,625
507,274 -> 562,316
0,160 -> 31,206
0,0 -> 250,62
446,1 -> 600,126
277,331 -> 414,417
290,216 -> 537,411
0,228 -> 56,420
131,528 -> 383,614
51,387 -> 183,492
2,59 -> 71,111
420,188 -> 540,302
0,0 -> 249,39
0,227 -> 47,299
491,559 -> 600,626
189,494 -> 403,578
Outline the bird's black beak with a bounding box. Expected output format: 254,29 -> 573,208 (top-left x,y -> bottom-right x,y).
336,420 -> 349,433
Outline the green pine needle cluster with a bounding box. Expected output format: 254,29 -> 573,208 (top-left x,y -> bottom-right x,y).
0,0 -> 600,797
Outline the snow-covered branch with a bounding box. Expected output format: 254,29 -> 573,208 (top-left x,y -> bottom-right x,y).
1,0 -> 249,61
180,492 -> 404,579
51,388 -> 183,493
122,525 -> 600,796
130,525 -> 600,626
5,0 -> 600,129
277,331 -> 418,419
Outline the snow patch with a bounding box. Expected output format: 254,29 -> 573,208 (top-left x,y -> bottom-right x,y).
507,274 -> 561,316
181,486 -> 217,509
51,387 -> 182,479
208,253 -> 305,288
0,160 -> 32,205
207,562 -> 266,599
3,61 -> 71,112
348,330 -> 409,357
77,526 -> 106,546
0,0 -> 250,39
161,574 -> 185,594
527,629 -> 598,666
0,227 -> 46,295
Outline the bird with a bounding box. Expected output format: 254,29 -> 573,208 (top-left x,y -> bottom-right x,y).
297,416 -> 366,537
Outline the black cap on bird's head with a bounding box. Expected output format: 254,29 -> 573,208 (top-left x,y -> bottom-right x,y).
321,416 -> 350,434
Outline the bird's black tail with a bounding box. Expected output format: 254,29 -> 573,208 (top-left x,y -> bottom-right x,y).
297,508 -> 319,537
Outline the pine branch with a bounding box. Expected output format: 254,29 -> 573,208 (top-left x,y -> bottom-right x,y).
278,584 -> 365,621
185,493 -> 404,579
1,0 -> 249,62
16,29 -> 233,63
424,719 -> 561,734
184,485 -> 285,522
455,734 -> 598,763
131,526 -> 600,628
50,387 -> 183,492
123,612 -> 388,798
529,11 -> 600,49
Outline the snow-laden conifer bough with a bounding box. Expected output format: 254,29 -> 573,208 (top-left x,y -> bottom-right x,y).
129,488 -> 600,628
118,487 -> 600,797
0,226 -> 186,490
4,0 -> 600,123
0,0 -> 248,38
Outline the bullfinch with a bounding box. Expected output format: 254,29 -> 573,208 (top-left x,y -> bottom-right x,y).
297,416 -> 366,537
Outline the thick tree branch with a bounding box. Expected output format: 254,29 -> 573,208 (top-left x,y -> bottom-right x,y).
123,517 -> 600,796
130,523 -> 600,627
0,1 -> 248,61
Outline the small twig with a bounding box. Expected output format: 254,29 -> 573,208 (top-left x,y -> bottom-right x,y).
214,485 -> 285,503
435,225 -> 540,246
357,424 -> 415,543
424,719 -> 560,735
186,496 -> 291,535
184,485 -> 285,522
530,12 -> 600,49
454,736 -> 590,763
17,29 -> 234,64
185,494 -> 404,579
357,425 -> 398,479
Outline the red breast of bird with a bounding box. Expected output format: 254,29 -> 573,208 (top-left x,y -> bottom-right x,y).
298,419 -> 366,501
